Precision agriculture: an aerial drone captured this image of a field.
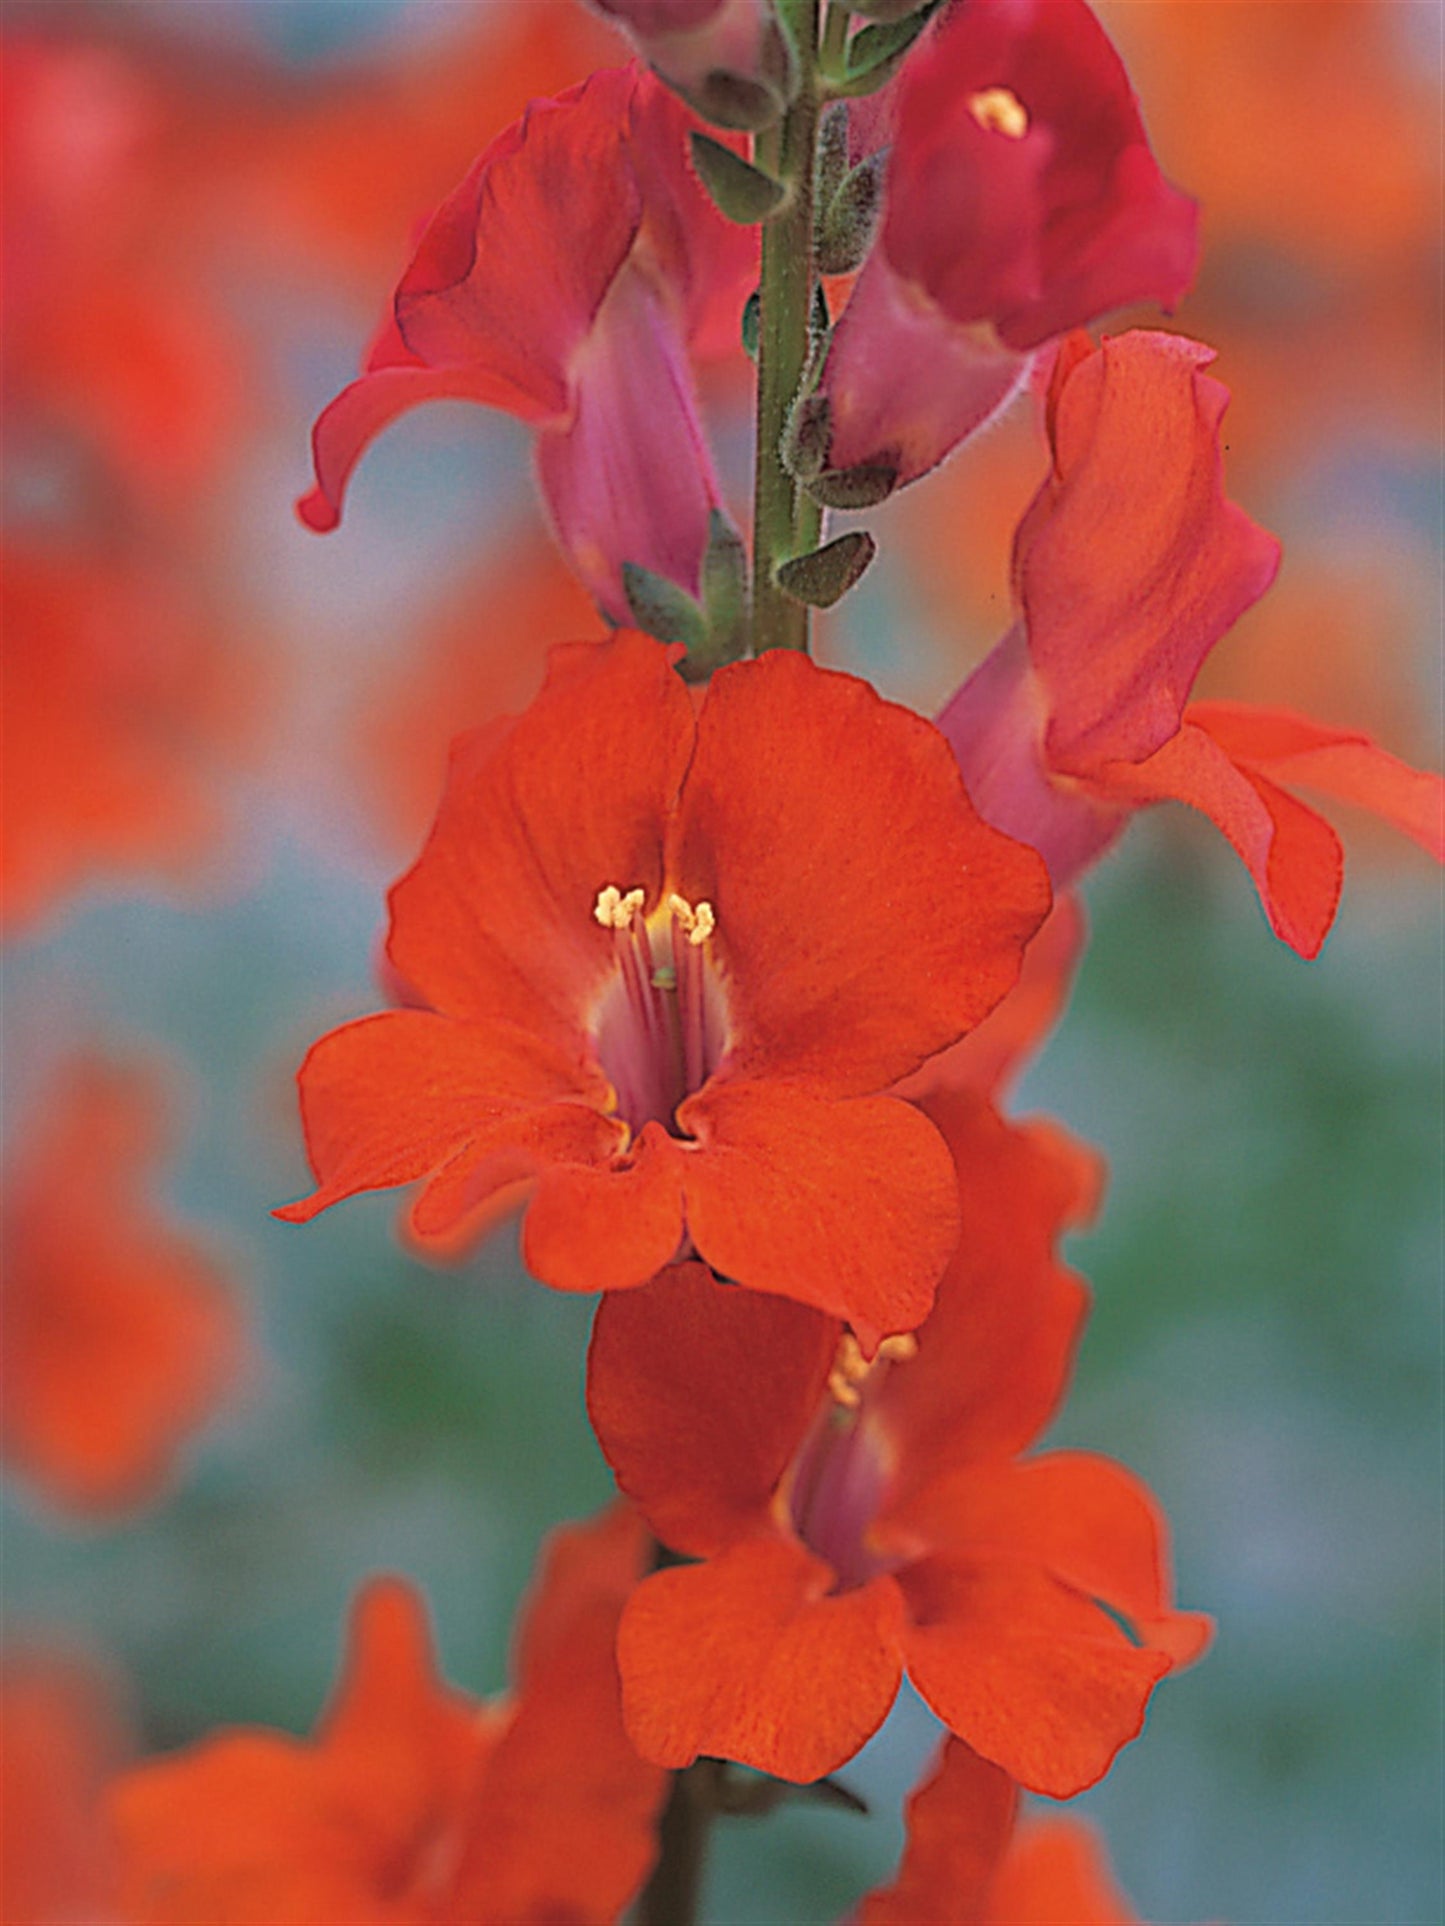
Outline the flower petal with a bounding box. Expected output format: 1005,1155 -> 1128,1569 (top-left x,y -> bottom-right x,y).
1189,701 -> 1445,860
858,1739 -> 1017,1926
672,649 -> 1051,1095
870,1091 -> 1091,1497
679,1080 -> 961,1353
900,1558 -> 1170,1797
988,1817 -> 1141,1925
587,1262 -> 836,1557
893,1454 -> 1213,1671
617,1535 -> 905,1782
520,1126 -> 688,1293
1095,716 -> 1344,957
1018,332 -> 1282,770
275,1010 -> 620,1227
387,630 -> 696,1029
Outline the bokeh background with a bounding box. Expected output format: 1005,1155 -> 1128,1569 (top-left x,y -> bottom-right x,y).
3,3 -> 1440,1921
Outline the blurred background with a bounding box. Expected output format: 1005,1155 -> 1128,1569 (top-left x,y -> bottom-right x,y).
2,3 -> 1440,1920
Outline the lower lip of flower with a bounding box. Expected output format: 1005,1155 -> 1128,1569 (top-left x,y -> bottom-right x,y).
591,886 -> 729,1137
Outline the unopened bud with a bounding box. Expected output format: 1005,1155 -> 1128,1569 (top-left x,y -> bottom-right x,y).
817,151 -> 887,276
776,531 -> 878,608
690,131 -> 788,223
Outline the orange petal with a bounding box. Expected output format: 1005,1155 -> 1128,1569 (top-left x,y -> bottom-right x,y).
1190,700 -> 1445,860
870,1091 -> 1091,1498
900,1558 -> 1170,1797
387,630 -> 695,1032
858,1738 -> 1017,1926
679,1080 -> 961,1354
587,1262 -> 836,1556
276,1009 -> 619,1227
671,649 -> 1051,1095
1018,330 -> 1281,770
988,1815 -> 1142,1925
618,1535 -> 906,1783
456,1506 -> 665,1925
893,1454 -> 1213,1671
520,1123 -> 688,1293
1095,717 -> 1344,957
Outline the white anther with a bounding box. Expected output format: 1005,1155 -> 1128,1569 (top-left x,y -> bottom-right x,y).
594,885 -> 646,931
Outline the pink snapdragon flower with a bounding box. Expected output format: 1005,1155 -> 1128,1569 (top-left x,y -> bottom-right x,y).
808,0 -> 1198,500
298,64 -> 754,622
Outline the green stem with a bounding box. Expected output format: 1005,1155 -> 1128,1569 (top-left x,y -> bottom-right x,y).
751,0 -> 821,655
636,1758 -> 724,1926
820,0 -> 852,77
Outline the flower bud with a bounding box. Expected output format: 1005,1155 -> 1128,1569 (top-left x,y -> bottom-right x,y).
594,0 -> 797,130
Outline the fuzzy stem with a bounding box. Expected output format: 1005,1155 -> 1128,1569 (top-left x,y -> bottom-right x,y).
750,0 -> 821,654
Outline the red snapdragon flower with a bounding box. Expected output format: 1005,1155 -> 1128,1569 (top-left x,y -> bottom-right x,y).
1,1054 -> 243,1517
298,63 -> 754,623
812,0 -> 1198,497
588,1088 -> 1208,1792
107,1508 -> 664,1925
279,633 -> 1049,1350
938,329 -> 1445,957
860,1738 -> 1143,1925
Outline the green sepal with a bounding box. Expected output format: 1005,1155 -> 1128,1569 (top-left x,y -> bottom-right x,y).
805,463 -> 899,511
830,0 -> 943,97
817,151 -> 887,275
622,562 -> 708,652
741,288 -> 761,361
690,132 -> 788,224
688,510 -> 750,680
776,531 -> 877,608
815,102 -> 850,218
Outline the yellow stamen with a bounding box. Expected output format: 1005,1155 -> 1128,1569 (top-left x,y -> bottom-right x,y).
667,893 -> 716,947
826,1329 -> 918,1407
594,885 -> 645,931
968,87 -> 1029,140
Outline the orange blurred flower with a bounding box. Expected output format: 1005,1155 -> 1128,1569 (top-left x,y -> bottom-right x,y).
108,1507 -> 664,1925
1,1053 -> 244,1516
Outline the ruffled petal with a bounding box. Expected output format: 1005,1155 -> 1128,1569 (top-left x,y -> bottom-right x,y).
858,1739 -> 1017,1926
617,1535 -> 905,1782
296,359 -> 546,535
520,1125 -> 688,1292
672,650 -> 1051,1095
1017,332 -> 1282,770
274,1010 -> 620,1227
587,1262 -> 836,1557
387,630 -> 695,1029
679,1079 -> 961,1353
892,1454 -> 1212,1670
456,1507 -> 665,1926
1189,701 -> 1445,860
870,1091 -> 1091,1498
899,1558 -> 1170,1797
394,69 -> 643,401
1095,717 -> 1344,958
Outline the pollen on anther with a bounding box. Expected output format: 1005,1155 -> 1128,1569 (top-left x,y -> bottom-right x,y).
594,885 -> 645,931
968,87 -> 1029,139
668,894 -> 716,947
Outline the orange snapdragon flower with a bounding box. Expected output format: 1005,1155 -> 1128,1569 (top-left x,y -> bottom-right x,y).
589,1089 -> 1207,1793
860,1737 -> 1142,1925
938,330 -> 1444,956
1,1054 -> 243,1517
279,632 -> 1049,1349
107,1507 -> 664,1924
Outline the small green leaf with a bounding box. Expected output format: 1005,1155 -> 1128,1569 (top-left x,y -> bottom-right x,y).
690,131 -> 788,223
690,510 -> 750,679
831,0 -> 943,97
622,562 -> 708,651
776,531 -> 878,608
